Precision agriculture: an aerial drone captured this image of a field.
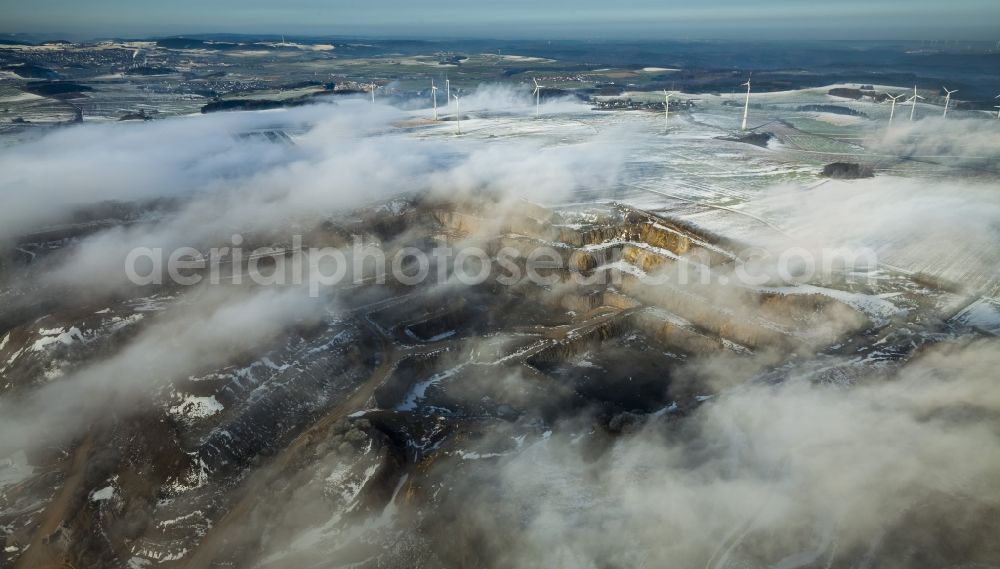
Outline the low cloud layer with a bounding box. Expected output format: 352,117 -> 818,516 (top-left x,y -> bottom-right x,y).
751,116 -> 1000,294
871,116 -> 1000,166
751,175 -> 1000,293
4,95 -> 622,293
443,339 -> 1000,568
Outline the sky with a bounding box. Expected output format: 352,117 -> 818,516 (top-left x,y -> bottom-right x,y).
2,0 -> 999,40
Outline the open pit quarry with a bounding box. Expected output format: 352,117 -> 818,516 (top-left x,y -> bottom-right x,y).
0,192 -> 997,569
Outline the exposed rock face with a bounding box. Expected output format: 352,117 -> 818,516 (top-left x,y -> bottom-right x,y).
822,162 -> 874,179
0,193 -> 988,569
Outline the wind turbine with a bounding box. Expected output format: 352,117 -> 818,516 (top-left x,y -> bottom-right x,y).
941,86 -> 958,117
740,73 -> 752,131
662,89 -> 679,131
453,94 -> 462,135
906,85 -> 924,121
532,78 -> 543,117
884,92 -> 904,126
445,78 -> 450,104
431,79 -> 438,121
370,82 -> 376,104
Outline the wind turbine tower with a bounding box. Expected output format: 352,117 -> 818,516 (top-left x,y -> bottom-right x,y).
370,82 -> 376,104
446,78 -> 451,104
453,94 -> 462,135
885,93 -> 904,126
740,74 -> 752,131
995,94 -> 1000,118
431,79 -> 438,120
662,90 -> 678,131
907,85 -> 925,121
942,86 -> 958,117
532,78 -> 543,117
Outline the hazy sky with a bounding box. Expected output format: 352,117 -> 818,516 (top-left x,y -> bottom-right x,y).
2,0 -> 999,40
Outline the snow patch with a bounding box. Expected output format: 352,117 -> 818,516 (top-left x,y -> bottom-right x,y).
105,313 -> 144,332
457,450 -> 504,460
127,558 -> 152,569
397,364 -> 467,411
31,326 -> 84,352
757,284 -> 903,326
169,395 -> 224,419
91,486 -> 115,501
